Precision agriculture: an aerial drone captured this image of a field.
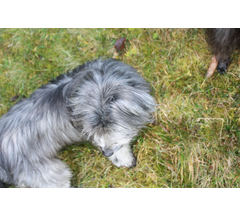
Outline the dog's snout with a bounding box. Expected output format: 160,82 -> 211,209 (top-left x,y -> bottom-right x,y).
102,149 -> 114,157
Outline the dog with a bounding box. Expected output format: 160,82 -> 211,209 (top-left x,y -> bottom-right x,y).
0,58 -> 156,188
206,28 -> 240,74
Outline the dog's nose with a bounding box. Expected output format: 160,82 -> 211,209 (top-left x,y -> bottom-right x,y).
102,150 -> 114,157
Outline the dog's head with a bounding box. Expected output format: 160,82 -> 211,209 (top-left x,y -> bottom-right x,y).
68,59 -> 156,157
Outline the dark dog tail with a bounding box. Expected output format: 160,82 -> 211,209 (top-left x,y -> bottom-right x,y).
206,28 -> 240,60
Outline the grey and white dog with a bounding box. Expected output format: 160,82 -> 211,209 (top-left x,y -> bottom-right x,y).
0,59 -> 156,188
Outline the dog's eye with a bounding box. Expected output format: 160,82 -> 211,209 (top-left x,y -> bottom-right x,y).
127,81 -> 137,87
110,96 -> 115,102
107,94 -> 119,104
107,96 -> 115,103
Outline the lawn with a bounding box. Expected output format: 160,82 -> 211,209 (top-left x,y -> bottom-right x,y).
0,28 -> 239,188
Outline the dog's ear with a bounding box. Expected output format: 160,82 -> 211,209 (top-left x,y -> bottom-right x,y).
113,87 -> 156,118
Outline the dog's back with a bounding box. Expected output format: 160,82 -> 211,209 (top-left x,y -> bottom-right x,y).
0,75 -> 79,186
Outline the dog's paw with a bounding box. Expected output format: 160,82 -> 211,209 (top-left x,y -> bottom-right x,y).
217,58 -> 231,74
108,146 -> 136,168
111,155 -> 136,168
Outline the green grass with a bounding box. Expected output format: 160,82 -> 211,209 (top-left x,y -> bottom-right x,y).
0,28 -> 240,188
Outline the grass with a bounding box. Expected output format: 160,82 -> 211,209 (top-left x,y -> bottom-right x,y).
0,28 -> 239,188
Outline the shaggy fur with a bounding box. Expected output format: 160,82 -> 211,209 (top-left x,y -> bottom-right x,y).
0,59 -> 156,188
206,28 -> 240,74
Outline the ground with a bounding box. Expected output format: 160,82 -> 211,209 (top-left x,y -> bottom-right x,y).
0,28 -> 239,188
